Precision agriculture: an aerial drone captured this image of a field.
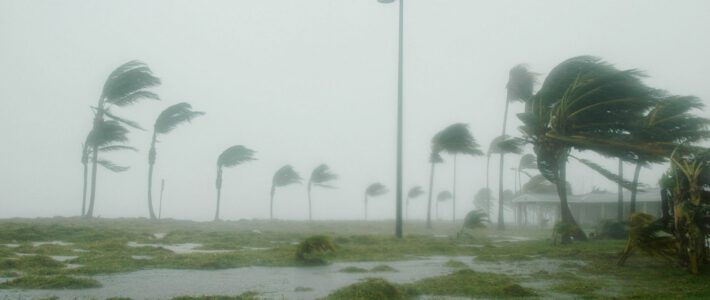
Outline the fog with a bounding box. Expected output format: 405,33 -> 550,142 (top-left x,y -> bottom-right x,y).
1,0 -> 708,221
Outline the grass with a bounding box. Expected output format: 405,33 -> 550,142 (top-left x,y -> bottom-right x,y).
409,269 -> 535,298
0,275 -> 100,289
323,278 -> 414,300
171,292 -> 259,300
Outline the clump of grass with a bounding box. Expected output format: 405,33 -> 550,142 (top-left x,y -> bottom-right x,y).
444,259 -> 468,269
409,269 -> 534,298
172,292 -> 259,300
370,264 -> 397,272
325,278 -> 414,300
295,235 -> 336,265
339,266 -> 368,273
0,275 -> 100,289
0,255 -> 66,275
0,271 -> 20,278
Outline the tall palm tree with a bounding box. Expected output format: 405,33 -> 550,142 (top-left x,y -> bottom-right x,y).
436,190 -> 452,220
425,151 -> 444,229
406,186 -> 424,220
490,135 -> 524,229
518,56 -> 661,241
84,60 -> 161,218
307,164 -> 338,221
270,165 -> 302,220
147,103 -> 204,220
81,121 -> 136,216
431,123 -> 483,224
215,145 -> 256,221
364,182 -> 388,220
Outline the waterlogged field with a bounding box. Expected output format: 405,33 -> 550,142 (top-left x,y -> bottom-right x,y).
0,218 -> 708,299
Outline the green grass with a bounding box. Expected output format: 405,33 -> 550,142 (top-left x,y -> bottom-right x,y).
409,269 -> 535,298
171,292 -> 259,300
0,275 -> 100,289
323,278 -> 415,300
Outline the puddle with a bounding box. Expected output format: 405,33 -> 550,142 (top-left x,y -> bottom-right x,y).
32,241 -> 73,247
50,256 -> 77,262
490,236 -> 535,243
126,242 -> 232,254
153,233 -> 166,239
73,249 -> 89,253
131,255 -> 153,260
1,244 -> 20,248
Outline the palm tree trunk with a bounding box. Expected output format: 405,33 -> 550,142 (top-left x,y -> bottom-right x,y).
159,179 -> 165,220
364,194 -> 368,220
617,158 -> 624,221
497,152 -> 506,230
307,182 -> 313,221
629,161 -> 642,214
270,185 -> 276,220
81,159 -> 88,216
426,162 -> 435,229
214,168 -> 222,221
486,155 -> 491,216
405,196 -> 409,221
452,154 -> 457,224
557,154 -> 587,241
147,133 -> 158,220
86,144 -> 99,218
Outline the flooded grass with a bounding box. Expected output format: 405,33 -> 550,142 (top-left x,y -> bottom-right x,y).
409,269 -> 535,298
324,278 -> 414,300
0,275 -> 100,289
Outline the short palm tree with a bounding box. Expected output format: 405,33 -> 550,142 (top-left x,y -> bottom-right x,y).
406,186 -> 425,220
307,164 -> 338,221
425,151 -> 444,228
270,165 -> 302,220
364,182 -> 388,220
147,103 -> 204,220
84,60 -> 161,218
432,123 -> 483,224
215,145 -> 256,221
436,190 -> 453,220
81,121 -> 136,216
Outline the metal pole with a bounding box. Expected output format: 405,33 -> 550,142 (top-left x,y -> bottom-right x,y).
395,0 -> 404,238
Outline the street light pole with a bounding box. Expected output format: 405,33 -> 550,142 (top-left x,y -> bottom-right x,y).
379,0 -> 405,238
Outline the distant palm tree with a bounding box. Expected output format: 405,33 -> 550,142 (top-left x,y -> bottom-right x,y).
431,123 -> 483,224
406,186 -> 424,220
84,60 -> 161,218
81,121 -> 136,216
436,191 -> 452,220
364,182 -> 388,220
425,151 -> 443,229
147,103 -> 204,220
473,187 -> 493,214
215,145 -> 256,221
491,135 -> 524,229
307,164 -> 338,221
517,154 -> 537,191
270,165 -> 302,220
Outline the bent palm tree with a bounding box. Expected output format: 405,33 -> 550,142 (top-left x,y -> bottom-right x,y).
85,60 -> 161,218
364,182 -> 388,220
406,186 -> 424,220
436,190 -> 452,220
307,164 -> 338,221
426,151 -> 444,229
432,123 -> 483,224
474,187 -> 493,214
270,165 -> 302,220
215,145 -> 256,221
147,103 -> 204,220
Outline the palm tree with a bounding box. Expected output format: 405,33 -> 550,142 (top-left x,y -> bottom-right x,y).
81,121 -> 136,216
431,123 -> 483,224
84,60 -> 161,218
215,145 -> 256,221
518,56 -> 660,241
517,154 -> 537,191
147,103 -> 204,220
364,182 -> 388,220
490,135 -> 524,229
436,190 -> 452,220
307,164 -> 338,221
270,165 -> 302,220
473,187 -> 493,215
406,186 -> 424,220
425,151 -> 444,229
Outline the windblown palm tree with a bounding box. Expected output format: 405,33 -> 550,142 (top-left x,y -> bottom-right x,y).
307,164 -> 338,221
518,56 -> 661,241
215,145 -> 256,221
406,186 -> 424,220
147,103 -> 204,220
473,187 -> 493,215
426,151 -> 444,229
436,190 -> 452,220
84,60 -> 161,218
517,154 -> 537,190
270,165 -> 302,220
364,182 -> 388,220
490,135 -> 524,229
81,121 -> 136,216
432,123 -> 483,224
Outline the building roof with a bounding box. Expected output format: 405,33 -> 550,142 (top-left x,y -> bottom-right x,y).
512,188 -> 661,204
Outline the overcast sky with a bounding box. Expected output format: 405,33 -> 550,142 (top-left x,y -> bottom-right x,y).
1,0 -> 708,221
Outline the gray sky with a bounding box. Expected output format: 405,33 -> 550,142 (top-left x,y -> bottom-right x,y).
1,0 -> 708,221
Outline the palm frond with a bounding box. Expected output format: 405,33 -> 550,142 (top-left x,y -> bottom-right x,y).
432,123 -> 484,156
570,155 -> 640,191
489,135 -> 525,155
103,110 -> 145,131
407,186 -> 425,199
217,145 -> 256,168
101,60 -> 161,106
518,153 -> 537,170
437,190 -> 452,202
506,64 -> 538,102
273,165 -> 302,187
97,159 -> 130,172
365,182 -> 388,197
154,102 -> 205,135
87,120 -> 130,148
429,151 -> 444,164
99,145 -> 138,152
310,164 -> 338,188
463,210 -> 489,229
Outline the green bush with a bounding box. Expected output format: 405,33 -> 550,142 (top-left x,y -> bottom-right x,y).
295,235 -> 336,265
